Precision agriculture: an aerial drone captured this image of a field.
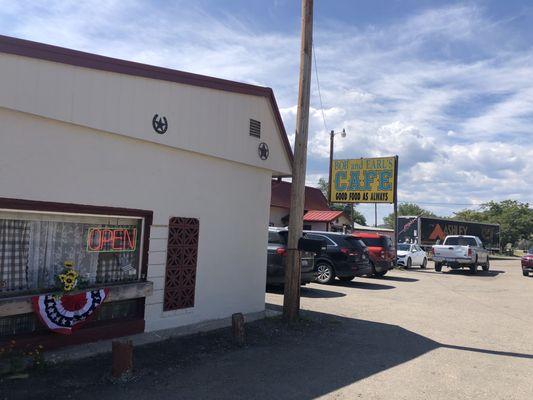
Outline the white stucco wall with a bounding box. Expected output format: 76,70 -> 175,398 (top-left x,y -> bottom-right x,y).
0,107 -> 272,331
0,53 -> 292,177
305,222 -> 328,231
269,206 -> 288,227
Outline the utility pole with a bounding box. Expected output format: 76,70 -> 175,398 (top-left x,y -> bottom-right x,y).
283,0 -> 313,322
327,129 -> 346,206
374,203 -> 378,227
328,130 -> 334,206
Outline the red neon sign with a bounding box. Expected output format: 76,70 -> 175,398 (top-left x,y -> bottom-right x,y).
86,227 -> 137,253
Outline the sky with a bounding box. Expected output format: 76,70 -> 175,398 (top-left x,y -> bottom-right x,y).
1,0 -> 532,224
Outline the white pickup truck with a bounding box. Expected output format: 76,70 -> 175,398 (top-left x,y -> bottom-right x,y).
432,235 -> 490,274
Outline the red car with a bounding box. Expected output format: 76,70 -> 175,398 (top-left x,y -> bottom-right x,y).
522,249 -> 533,277
351,232 -> 395,277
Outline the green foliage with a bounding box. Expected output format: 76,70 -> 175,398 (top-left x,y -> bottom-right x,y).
383,203 -> 436,229
351,209 -> 367,226
454,200 -> 533,247
317,177 -> 328,199
317,178 -> 367,226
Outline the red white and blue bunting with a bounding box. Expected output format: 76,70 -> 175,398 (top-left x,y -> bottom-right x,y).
32,289 -> 109,335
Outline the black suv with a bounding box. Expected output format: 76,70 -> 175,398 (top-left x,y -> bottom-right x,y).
304,231 -> 371,284
267,227 -> 315,285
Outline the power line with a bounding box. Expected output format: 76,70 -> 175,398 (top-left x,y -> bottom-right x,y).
399,201 -> 484,206
312,42 -> 328,133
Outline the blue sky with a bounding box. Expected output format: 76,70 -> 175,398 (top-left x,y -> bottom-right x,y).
1,0 -> 532,224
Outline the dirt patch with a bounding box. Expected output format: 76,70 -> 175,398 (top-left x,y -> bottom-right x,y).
1,313 -> 328,400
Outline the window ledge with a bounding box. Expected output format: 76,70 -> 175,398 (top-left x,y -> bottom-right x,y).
0,281 -> 153,317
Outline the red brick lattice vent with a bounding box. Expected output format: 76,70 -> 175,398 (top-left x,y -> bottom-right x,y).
163,217 -> 199,311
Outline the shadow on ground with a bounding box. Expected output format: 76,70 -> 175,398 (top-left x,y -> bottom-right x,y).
374,275 -> 419,283
330,280 -> 395,290
3,306 -> 437,400
409,269 -> 505,277
5,302 -> 531,400
266,285 -> 346,299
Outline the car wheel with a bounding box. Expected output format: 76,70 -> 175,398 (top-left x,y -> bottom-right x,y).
435,262 -> 442,272
469,258 -> 477,274
406,258 -> 412,269
421,258 -> 427,269
523,270 -> 529,277
315,262 -> 335,284
482,258 -> 490,271
374,270 -> 387,277
339,276 -> 355,282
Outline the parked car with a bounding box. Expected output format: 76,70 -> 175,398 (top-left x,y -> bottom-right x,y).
522,248 -> 533,277
351,232 -> 395,277
303,231 -> 371,284
397,243 -> 428,269
267,227 -> 315,286
431,235 -> 490,274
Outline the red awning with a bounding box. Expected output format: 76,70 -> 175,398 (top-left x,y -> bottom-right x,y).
303,210 -> 344,222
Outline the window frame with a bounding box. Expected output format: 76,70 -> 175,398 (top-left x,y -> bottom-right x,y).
0,197 -> 153,295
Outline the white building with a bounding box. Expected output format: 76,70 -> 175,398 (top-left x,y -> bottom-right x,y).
0,36 -> 292,348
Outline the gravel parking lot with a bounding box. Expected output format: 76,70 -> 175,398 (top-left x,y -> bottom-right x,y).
3,259 -> 532,400
266,258 -> 533,399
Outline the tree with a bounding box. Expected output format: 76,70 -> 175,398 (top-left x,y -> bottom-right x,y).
316,177 -> 367,226
317,177 -> 328,199
452,209 -> 485,222
453,200 -> 532,247
383,203 -> 436,229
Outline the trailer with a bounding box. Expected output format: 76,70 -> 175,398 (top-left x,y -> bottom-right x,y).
397,216 -> 500,251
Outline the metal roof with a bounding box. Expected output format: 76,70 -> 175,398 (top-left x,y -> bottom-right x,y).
303,210 -> 344,222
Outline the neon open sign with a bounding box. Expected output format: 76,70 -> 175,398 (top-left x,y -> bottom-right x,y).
86,227 -> 138,253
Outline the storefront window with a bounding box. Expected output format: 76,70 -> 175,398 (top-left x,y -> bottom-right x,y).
0,210 -> 143,295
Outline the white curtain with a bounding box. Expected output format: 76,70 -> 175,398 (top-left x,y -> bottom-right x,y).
27,221 -> 99,290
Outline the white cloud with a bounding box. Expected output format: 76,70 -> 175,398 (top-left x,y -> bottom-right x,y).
0,1 -> 531,223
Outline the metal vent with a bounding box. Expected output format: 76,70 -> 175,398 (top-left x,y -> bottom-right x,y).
249,119 -> 261,138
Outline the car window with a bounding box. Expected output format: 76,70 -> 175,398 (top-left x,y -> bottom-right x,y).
357,237 -> 382,247
268,231 -> 286,245
305,234 -> 334,246
528,248 -> 533,255
398,244 -> 410,251
444,237 -> 477,246
343,236 -> 366,251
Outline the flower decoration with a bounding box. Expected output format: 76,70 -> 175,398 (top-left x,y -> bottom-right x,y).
56,261 -> 79,292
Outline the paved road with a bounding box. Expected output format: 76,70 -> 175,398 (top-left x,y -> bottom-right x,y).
4,259 -> 532,400
266,259 -> 533,399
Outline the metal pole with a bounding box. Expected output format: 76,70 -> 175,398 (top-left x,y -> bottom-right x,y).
283,0 -> 313,323
393,155 -> 399,266
328,130 -> 334,206
374,203 -> 377,227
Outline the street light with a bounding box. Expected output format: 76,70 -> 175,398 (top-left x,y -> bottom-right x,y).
327,129 -> 346,205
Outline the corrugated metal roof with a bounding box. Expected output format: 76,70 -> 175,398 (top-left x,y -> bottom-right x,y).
271,180 -> 329,211
303,210 -> 344,222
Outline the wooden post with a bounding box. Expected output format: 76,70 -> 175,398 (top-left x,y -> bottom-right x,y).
283,0 -> 313,323
231,313 -> 245,346
111,340 -> 133,378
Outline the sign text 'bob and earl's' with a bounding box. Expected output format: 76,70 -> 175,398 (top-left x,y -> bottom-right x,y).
330,156 -> 397,204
